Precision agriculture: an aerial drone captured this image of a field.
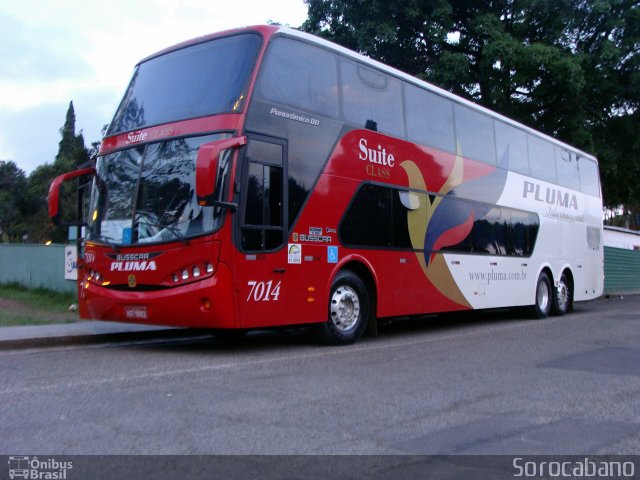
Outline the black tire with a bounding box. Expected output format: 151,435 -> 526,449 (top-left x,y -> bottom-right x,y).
532,271 -> 553,319
318,270 -> 370,345
552,270 -> 573,316
211,329 -> 247,342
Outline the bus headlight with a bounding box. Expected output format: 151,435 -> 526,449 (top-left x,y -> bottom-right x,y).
167,261 -> 215,286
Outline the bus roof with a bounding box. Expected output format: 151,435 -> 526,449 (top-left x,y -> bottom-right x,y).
139,24 -> 597,163
137,25 -> 279,65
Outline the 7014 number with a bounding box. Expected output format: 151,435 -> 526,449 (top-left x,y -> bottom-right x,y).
246,280 -> 282,302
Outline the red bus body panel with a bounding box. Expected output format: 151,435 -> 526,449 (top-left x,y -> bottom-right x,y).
70,25 -> 483,330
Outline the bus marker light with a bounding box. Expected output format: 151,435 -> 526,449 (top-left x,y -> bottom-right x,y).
201,298 -> 212,311
307,286 -> 315,293
181,269 -> 189,280
206,263 -> 214,273
193,266 -> 201,278
307,298 -> 315,303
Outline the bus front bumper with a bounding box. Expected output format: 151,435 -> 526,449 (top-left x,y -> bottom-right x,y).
81,262 -> 237,329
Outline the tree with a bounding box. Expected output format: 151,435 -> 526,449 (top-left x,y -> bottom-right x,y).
56,101 -> 91,170
25,163 -> 61,243
0,160 -> 28,242
302,0 -> 640,215
22,101 -> 92,243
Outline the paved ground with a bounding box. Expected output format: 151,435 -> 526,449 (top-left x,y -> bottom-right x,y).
0,294 -> 639,457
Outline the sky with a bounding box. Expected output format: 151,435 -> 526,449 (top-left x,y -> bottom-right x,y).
0,0 -> 309,174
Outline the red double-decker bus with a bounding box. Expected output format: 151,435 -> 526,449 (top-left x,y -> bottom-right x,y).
49,25 -> 603,344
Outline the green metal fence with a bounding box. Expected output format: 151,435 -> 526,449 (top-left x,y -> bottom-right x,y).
604,246 -> 640,294
0,244 -> 76,294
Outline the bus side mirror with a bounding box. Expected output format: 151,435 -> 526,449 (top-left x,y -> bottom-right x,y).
196,136 -> 246,206
48,167 -> 96,225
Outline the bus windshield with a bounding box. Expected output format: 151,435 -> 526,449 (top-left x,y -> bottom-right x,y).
87,134 -> 231,246
107,33 -> 261,135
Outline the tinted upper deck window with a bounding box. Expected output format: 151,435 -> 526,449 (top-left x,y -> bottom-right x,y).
256,37 -> 339,118
341,60 -> 404,137
108,34 -> 261,135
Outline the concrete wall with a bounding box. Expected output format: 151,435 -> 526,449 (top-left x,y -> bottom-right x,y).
604,226 -> 640,250
0,244 -> 77,294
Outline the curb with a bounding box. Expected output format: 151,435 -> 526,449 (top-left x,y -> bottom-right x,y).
0,321 -> 211,350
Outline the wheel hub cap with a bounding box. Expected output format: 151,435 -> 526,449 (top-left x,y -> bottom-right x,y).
538,281 -> 550,311
557,280 -> 569,311
330,286 -> 360,332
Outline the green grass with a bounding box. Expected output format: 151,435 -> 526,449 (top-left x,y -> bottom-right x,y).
0,283 -> 78,327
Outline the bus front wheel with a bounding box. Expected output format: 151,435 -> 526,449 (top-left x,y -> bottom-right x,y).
532,271 -> 553,319
319,270 -> 369,345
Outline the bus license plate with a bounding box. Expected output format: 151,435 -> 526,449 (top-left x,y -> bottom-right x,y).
125,305 -> 148,320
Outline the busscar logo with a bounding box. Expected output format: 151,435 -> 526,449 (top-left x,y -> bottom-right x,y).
107,251 -> 163,272
8,456 -> 73,479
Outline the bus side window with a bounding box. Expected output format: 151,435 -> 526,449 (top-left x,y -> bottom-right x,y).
528,134 -> 557,184
256,37 -> 339,118
494,121 -> 529,174
340,184 -> 393,248
404,83 -> 455,154
578,157 -> 601,197
454,104 -> 497,166
556,147 -> 581,191
341,59 -> 404,138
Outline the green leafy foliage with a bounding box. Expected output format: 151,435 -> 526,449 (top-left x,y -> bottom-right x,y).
0,101 -> 92,243
0,161 -> 29,241
302,0 -> 640,220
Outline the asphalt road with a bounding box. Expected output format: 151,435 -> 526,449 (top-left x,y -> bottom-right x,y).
1,295 -> 639,456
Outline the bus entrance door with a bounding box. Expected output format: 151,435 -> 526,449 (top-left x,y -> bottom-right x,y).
237,136 -> 289,327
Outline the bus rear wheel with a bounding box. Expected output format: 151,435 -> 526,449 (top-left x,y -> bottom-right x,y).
553,271 -> 573,316
532,271 -> 553,319
319,270 -> 369,345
